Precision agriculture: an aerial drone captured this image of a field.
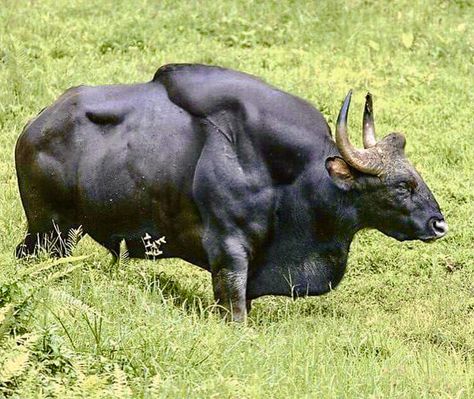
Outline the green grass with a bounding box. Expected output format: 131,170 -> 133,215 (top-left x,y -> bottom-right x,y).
1,0 -> 473,397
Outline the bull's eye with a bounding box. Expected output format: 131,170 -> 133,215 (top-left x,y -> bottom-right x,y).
396,181 -> 415,196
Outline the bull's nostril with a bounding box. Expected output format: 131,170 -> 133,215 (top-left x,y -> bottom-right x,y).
431,219 -> 448,237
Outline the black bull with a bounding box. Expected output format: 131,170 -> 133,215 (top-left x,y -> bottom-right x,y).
15,64 -> 447,321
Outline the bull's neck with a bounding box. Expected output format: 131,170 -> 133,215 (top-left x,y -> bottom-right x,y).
277,169 -> 361,245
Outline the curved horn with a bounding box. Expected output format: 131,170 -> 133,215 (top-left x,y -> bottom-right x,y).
335,90 -> 383,175
362,92 -> 377,148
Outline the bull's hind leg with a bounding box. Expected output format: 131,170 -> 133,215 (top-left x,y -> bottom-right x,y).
125,238 -> 146,259
16,222 -> 82,258
16,148 -> 82,258
86,232 -> 121,263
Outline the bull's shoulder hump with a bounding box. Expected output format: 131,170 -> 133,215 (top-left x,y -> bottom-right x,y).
152,63 -> 313,118
153,63 -> 267,92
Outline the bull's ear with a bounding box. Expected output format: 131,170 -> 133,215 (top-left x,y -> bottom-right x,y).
325,156 -> 355,190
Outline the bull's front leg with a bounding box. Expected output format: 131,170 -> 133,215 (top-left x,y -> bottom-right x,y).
209,237 -> 248,322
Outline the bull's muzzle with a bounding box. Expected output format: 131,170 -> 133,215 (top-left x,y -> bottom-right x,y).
429,218 -> 448,238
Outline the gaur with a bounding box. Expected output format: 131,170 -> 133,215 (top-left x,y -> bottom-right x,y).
15,64 -> 448,321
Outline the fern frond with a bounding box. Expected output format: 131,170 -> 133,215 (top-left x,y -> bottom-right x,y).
148,373 -> 162,397
119,239 -> 129,265
48,288 -> 105,320
17,255 -> 90,282
0,349 -> 29,383
66,226 -> 83,255
16,332 -> 39,349
111,364 -> 132,398
0,304 -> 14,339
45,264 -> 81,284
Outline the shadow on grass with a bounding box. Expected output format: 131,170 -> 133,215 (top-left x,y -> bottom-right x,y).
142,270 -> 216,318
138,268 -> 350,324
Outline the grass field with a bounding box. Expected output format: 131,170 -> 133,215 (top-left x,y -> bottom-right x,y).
1,0 -> 473,397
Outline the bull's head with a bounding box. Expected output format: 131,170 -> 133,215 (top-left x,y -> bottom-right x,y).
326,91 -> 447,242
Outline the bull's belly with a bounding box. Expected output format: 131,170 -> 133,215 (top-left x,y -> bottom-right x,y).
77,186 -> 209,268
